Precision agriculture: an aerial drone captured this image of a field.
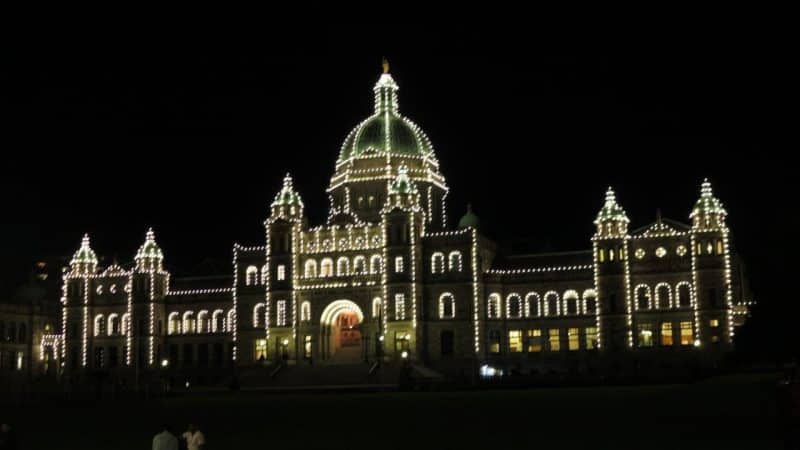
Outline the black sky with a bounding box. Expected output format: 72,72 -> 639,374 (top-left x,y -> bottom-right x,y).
0,25 -> 792,356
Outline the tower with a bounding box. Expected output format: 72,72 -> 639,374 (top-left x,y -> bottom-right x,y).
689,179 -> 732,347
132,228 -> 168,368
63,234 -> 98,371
328,61 -> 448,229
592,188 -> 632,351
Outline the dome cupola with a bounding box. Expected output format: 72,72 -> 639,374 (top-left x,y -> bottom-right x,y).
270,173 -> 304,221
70,234 -> 98,275
690,178 -> 727,230
594,187 -> 629,238
457,204 -> 480,230
135,228 -> 164,271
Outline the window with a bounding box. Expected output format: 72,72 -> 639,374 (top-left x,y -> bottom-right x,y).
94,315 -> 105,337
488,330 -> 501,354
636,285 -> 651,310
395,332 -> 411,353
320,258 -> 333,277
527,329 -> 542,352
716,240 -> 724,255
261,265 -> 269,284
277,265 -> 286,281
276,301 -> 287,327
487,294 -> 501,319
301,302 -> 311,322
508,330 -> 523,353
168,313 -> 181,335
108,314 -> 120,335
227,310 -> 236,332
197,311 -> 209,333
353,256 -> 366,274
564,290 -> 579,315
304,259 -> 317,278
661,322 -> 673,346
253,303 -> 266,328
431,252 -> 444,274
545,292 -> 559,316
183,311 -> 196,334
337,257 -> 349,276
255,339 -> 267,361
637,323 -> 654,347
676,245 -> 687,257
394,294 -> 406,320
372,297 -> 382,318
212,310 -> 225,333
525,293 -> 540,317
609,248 -> 615,261
394,256 -> 404,273
369,255 -> 382,274
598,248 -> 605,262
655,247 -> 667,258
585,327 -> 598,350
448,251 -> 462,272
548,329 -> 561,352
635,248 -> 645,259
246,266 -> 258,286
655,283 -> 672,309
506,294 -> 522,318
709,319 -> 720,328
568,328 -> 580,351
680,321 -> 693,346
677,283 -> 691,308
583,290 -> 597,315
439,293 -> 455,319
304,335 -> 312,359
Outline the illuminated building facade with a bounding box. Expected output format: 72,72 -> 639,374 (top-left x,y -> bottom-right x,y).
52,63 -> 751,379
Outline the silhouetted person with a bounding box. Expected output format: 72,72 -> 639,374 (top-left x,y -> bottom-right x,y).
0,424 -> 18,450
182,424 -> 205,450
152,424 -> 178,450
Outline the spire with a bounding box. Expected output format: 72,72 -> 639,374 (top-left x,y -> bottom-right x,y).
135,227 -> 164,271
270,172 -> 304,220
594,187 -> 629,238
382,56 -> 390,74
690,178 -> 727,228
70,234 -> 98,274
374,58 -> 399,114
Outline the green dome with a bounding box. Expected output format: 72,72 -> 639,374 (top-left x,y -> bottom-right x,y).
458,204 -> 480,230
71,234 -> 98,269
338,72 -> 435,161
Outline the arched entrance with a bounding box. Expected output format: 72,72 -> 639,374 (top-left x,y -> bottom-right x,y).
320,300 -> 364,363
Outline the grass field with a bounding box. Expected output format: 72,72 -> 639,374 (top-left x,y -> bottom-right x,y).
8,373 -> 787,449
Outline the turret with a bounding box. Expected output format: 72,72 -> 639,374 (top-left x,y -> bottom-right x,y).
690,179 -> 727,231
134,228 -> 164,272
70,234 -> 98,275
270,173 -> 305,223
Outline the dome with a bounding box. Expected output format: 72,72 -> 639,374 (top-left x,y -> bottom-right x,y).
135,228 -> 164,271
594,187 -> 629,225
690,179 -> 727,219
70,234 -> 98,273
338,69 -> 435,161
458,204 -> 480,230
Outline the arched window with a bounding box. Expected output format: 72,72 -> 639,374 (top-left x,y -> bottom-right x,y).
168,312 -> 181,335
304,259 -> 318,278
544,292 -> 560,316
336,257 -> 350,276
448,251 -> 463,272
261,265 -> 269,284
94,314 -> 105,337
121,314 -> 131,335
353,256 -> 366,274
253,303 -> 266,328
108,314 -> 120,335
246,266 -> 258,286
563,290 -> 579,315
439,293 -> 455,319
525,293 -> 541,317
582,289 -> 598,315
636,285 -> 652,310
227,309 -> 236,332
212,310 -> 225,333
506,293 -> 522,318
370,255 -> 382,274
320,258 -> 334,277
655,283 -> 672,309
431,252 -> 445,274
676,282 -> 692,308
372,297 -> 383,318
183,311 -> 196,334
301,301 -> 311,322
197,310 -> 210,333
487,293 -> 502,319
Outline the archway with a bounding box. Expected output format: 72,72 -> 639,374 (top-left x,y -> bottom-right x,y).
320,300 -> 364,363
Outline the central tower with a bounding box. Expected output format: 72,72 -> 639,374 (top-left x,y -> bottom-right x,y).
327,60 -> 448,230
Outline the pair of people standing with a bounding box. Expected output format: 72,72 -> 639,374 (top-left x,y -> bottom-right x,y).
152,424 -> 205,450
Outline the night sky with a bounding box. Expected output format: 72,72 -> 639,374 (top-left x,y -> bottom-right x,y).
0,27 -> 792,357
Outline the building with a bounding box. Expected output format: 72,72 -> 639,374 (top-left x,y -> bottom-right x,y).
50,63 -> 752,382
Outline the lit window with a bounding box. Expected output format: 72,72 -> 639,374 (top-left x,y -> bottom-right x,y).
336,257 -> 349,276
369,255 -> 382,274
676,245 -> 687,257
246,266 -> 258,286
609,248 -> 615,261
527,329 -> 542,352
548,329 -> 561,352
394,294 -> 405,320
253,303 -> 266,328
304,259 -> 317,278
394,256 -> 404,273
304,335 -> 312,359
635,248 -> 646,259
487,294 -> 501,319
637,323 -> 654,347
661,322 -> 673,346
439,293 -> 455,319
372,297 -> 382,318
353,256 -> 366,274
96,285 -> 103,295
544,292 -> 559,316
300,301 -> 311,322
655,247 -> 667,258
431,252 -> 444,274
716,240 -> 724,255
254,339 -> 267,361
506,294 -> 522,318
584,327 -> 598,350
320,258 -> 333,277
508,330 -> 522,353
448,251 -> 462,272
488,330 -> 501,354
568,328 -> 580,351
563,291 -> 579,315
598,248 -> 605,262
276,300 -> 287,327
679,321 -> 693,346
277,265 -> 286,281
706,242 -> 714,254
709,319 -> 720,328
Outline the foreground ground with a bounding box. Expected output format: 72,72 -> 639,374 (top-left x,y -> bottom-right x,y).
7,373 -> 787,449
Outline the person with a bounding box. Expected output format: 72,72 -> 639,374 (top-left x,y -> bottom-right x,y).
0,423 -> 18,450
152,424 -> 178,450
182,424 -> 205,450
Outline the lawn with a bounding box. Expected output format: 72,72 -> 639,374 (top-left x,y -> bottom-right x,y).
8,373 -> 785,449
